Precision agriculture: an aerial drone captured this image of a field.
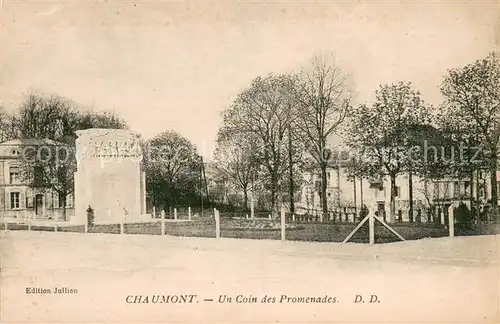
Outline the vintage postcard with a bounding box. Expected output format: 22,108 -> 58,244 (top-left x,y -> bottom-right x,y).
1,1 -> 499,323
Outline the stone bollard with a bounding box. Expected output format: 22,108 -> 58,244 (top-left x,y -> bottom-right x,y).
161,210 -> 165,236
54,213 -> 59,232
268,214 -> 272,220
188,207 -> 191,221
174,208 -> 178,220
152,206 -> 156,218
84,221 -> 88,233
292,213 -> 296,222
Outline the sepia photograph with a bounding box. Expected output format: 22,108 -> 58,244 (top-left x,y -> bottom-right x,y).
1,1 -> 499,323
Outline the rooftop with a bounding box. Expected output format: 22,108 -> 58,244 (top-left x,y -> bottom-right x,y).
0,138 -> 63,146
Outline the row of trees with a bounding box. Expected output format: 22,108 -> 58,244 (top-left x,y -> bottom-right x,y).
1,92 -> 209,216
214,52 -> 500,220
1,92 -> 128,218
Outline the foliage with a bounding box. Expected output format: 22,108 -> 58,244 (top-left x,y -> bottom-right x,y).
346,81 -> 431,222
213,134 -> 259,211
219,74 -> 302,214
11,91 -> 128,217
143,131 -> 202,209
440,52 -> 500,205
86,205 -> 95,227
293,54 -> 352,215
455,203 -> 472,229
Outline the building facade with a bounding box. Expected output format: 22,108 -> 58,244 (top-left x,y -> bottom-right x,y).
297,163 -> 500,222
0,139 -> 74,221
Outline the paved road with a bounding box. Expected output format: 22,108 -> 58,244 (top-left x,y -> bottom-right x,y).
1,231 -> 499,323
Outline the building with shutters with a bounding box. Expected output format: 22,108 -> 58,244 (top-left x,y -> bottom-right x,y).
0,139 -> 74,222
296,149 -> 500,222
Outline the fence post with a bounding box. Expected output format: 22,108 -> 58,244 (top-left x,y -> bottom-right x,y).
174,208 -> 178,220
449,207 -> 455,238
84,221 -> 88,233
369,211 -> 375,245
281,208 -> 286,242
161,210 -> 165,236
188,207 -> 191,221
54,212 -> 59,232
28,213 -> 31,231
215,209 -> 220,238
152,206 -> 156,218
292,213 -> 296,222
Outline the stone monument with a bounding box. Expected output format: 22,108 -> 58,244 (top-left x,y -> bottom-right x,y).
74,129 -> 147,223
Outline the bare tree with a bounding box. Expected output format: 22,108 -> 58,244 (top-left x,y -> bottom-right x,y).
293,54 -> 352,218
213,135 -> 258,211
346,82 -> 430,223
14,91 -> 128,217
441,52 -> 500,207
0,106 -> 16,142
220,74 -> 297,215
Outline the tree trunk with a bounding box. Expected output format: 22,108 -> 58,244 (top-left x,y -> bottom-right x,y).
243,185 -> 248,212
409,167 -> 413,222
490,152 -> 498,206
270,173 -> 278,217
288,124 -> 295,214
390,174 -> 397,223
360,177 -> 363,208
61,193 -> 67,221
320,164 -> 328,218
470,170 -> 475,216
353,174 -> 357,216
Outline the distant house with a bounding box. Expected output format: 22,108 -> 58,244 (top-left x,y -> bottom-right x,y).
0,139 -> 74,221
297,149 -> 500,222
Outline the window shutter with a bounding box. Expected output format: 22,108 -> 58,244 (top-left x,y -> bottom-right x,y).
0,189 -> 4,210
20,191 -> 25,209
26,190 -> 33,208
6,191 -> 10,210
67,194 -> 73,208
54,193 -> 59,209
47,193 -> 53,209
0,161 -> 4,185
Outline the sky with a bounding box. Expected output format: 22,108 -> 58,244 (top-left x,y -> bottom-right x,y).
2,1 -> 499,160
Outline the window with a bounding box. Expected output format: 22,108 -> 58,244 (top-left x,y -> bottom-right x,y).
433,183 -> 440,197
464,181 -> 470,196
9,166 -> 20,184
10,192 -> 20,209
453,181 -> 460,198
